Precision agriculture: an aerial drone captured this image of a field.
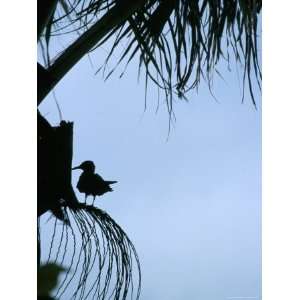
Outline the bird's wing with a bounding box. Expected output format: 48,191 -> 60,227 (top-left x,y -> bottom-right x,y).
94,173 -> 105,183
90,174 -> 113,196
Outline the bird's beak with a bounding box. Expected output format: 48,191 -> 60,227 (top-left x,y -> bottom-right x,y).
72,165 -> 81,170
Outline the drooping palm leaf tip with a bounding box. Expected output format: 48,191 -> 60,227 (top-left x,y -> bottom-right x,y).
40,0 -> 261,111
41,204 -> 141,300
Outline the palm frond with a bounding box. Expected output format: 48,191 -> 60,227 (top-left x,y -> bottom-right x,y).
39,0 -> 261,111
40,203 -> 141,300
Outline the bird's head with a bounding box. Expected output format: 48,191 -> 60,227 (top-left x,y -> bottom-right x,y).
72,160 -> 95,173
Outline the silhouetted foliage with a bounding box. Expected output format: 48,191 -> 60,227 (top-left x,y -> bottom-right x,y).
38,262 -> 66,300
39,204 -> 141,300
38,0 -> 261,108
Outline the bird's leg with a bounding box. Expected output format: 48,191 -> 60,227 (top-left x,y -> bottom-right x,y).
92,196 -> 96,206
85,194 -> 87,204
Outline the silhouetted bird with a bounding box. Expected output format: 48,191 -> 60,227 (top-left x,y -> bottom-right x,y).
72,161 -> 117,205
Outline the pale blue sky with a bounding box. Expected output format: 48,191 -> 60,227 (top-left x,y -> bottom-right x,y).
39,37 -> 261,299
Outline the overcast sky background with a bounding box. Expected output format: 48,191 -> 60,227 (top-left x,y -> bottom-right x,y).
39,31 -> 261,299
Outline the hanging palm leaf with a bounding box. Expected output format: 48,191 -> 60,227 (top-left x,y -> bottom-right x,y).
38,0 -> 261,109
39,204 -> 141,300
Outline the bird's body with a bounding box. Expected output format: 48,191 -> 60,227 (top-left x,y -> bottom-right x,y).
77,172 -> 116,198
72,161 -> 117,204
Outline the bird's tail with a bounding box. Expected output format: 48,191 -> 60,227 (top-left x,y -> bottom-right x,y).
106,181 -> 117,185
